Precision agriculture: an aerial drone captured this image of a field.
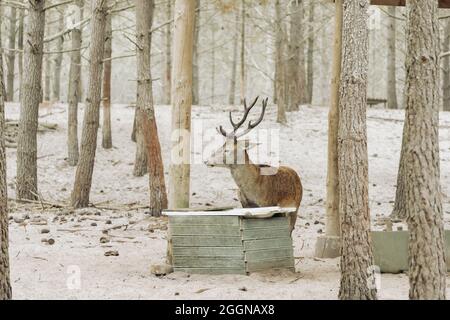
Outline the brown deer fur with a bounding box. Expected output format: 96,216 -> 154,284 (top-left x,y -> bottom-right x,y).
231,149 -> 302,231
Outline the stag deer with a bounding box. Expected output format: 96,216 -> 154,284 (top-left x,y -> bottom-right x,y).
206,97 -> 303,232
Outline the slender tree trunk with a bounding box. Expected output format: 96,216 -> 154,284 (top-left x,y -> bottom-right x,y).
67,0 -> 83,166
325,0 -> 342,247
131,108 -> 137,142
163,0 -> 172,105
387,6 -> 398,110
102,11 -> 112,149
228,7 -> 239,105
403,0 -> 446,300
306,0 -> 314,104
192,0 -> 200,105
168,0 -> 195,209
275,0 -> 287,124
135,0 -> 168,216
287,0 -> 306,111
17,2 -> 24,101
319,5 -> 329,106
16,0 -> 46,200
239,0 -> 245,104
78,4 -> 85,103
0,5 -> 12,299
391,134 -> 407,219
338,0 -> 377,300
442,19 -> 450,112
6,6 -> 17,101
132,1 -> 148,177
71,0 -> 107,208
51,8 -> 64,102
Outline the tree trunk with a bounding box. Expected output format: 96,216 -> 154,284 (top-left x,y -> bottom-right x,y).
71,0 -> 107,208
17,2 -> 24,101
51,8 -> 64,102
132,0 -> 149,177
16,0 -> 46,200
403,0 -> 446,300
135,0 -> 168,216
102,11 -> 112,149
192,0 -> 200,105
6,6 -> 17,102
389,5 -> 407,218
0,6 -> 12,299
78,4 -> 85,103
391,133 -> 407,219
275,0 -> 287,124
228,7 -> 239,106
168,0 -> 195,209
387,6 -> 398,110
239,0 -> 245,104
326,0 -> 342,241
163,0 -> 172,105
287,0 -> 306,111
442,19 -> 450,112
314,0 -> 341,259
319,5 -> 330,106
133,117 -> 149,176
131,108 -> 137,142
338,0 -> 377,300
306,0 -> 314,104
67,1 -> 83,167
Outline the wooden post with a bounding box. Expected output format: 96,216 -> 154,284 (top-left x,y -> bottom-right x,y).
315,0 -> 343,259
168,0 -> 195,209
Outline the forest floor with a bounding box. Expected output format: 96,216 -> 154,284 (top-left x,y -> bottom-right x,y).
4,102 -> 450,300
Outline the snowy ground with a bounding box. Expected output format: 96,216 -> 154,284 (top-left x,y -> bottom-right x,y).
4,101 -> 450,300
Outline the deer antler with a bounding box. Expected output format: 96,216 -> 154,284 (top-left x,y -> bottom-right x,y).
229,96 -> 259,131
217,125 -> 229,137
217,97 -> 268,139
248,97 -> 268,129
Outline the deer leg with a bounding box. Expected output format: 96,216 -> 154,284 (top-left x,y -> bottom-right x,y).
166,236 -> 173,265
280,209 -> 297,234
288,209 -> 298,234
238,190 -> 259,208
278,201 -> 298,233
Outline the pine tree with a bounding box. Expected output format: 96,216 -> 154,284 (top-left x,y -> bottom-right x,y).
338,0 -> 377,300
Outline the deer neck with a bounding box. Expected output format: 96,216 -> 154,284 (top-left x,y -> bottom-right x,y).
229,151 -> 260,190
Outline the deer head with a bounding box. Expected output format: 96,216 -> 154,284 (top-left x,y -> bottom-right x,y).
206,97 -> 268,168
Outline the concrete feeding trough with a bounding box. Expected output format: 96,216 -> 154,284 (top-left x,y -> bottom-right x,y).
163,207 -> 297,275
372,230 -> 450,273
